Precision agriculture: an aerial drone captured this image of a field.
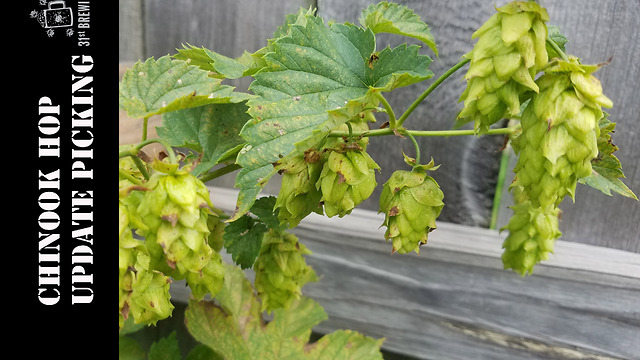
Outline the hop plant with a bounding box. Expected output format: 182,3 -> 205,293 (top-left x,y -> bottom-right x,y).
253,230 -> 318,313
503,58 -> 613,275
134,161 -> 225,298
379,168 -> 445,254
458,1 -> 549,133
317,148 -> 380,218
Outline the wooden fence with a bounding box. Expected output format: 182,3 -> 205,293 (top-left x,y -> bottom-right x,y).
119,0 -> 640,358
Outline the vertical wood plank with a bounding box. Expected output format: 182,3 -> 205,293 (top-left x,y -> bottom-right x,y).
119,0 -> 145,62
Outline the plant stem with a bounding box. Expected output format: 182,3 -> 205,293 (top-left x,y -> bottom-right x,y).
404,131 -> 421,168
490,148 -> 511,230
396,57 -> 470,128
328,126 -> 515,138
373,92 -> 397,129
141,117 -> 149,142
198,163 -> 242,183
119,168 -> 145,185
546,37 -> 569,62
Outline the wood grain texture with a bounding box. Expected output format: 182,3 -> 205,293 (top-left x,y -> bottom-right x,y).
167,186 -> 640,360
119,0 -> 144,62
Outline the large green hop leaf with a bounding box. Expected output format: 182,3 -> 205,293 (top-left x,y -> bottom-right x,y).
119,56 -> 254,119
230,13 -> 434,221
185,263 -> 384,360
360,1 -> 438,56
156,102 -> 251,176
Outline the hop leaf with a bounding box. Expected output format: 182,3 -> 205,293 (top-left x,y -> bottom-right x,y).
185,263 -> 384,360
379,169 -> 444,254
457,1 -> 550,134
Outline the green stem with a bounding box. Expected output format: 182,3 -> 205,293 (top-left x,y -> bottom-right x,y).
490,148 -> 510,230
141,117 -> 149,142
373,92 -> 397,129
546,37 -> 569,62
404,131 -> 421,168
198,163 -> 241,183
328,126 -> 515,138
119,168 -> 145,185
396,57 -> 470,128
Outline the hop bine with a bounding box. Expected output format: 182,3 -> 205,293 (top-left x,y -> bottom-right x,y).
458,1 -> 550,134
503,58 -> 613,275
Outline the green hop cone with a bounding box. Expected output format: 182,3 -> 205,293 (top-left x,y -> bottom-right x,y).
379,169 -> 444,254
317,149 -> 380,218
128,252 -> 175,326
274,149 -> 324,228
119,201 -> 145,328
135,162 -> 225,297
458,1 -> 550,133
254,230 -> 318,313
501,202 -> 561,275
504,57 -> 612,274
512,58 -> 613,209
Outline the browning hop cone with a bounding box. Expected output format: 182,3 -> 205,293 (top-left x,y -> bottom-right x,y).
458,1 -> 550,133
317,149 -> 379,218
254,230 -> 318,313
379,170 -> 444,254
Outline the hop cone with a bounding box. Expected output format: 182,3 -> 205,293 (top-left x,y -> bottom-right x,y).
254,230 -> 318,313
119,201 -> 144,328
135,165 -> 224,298
458,1 -> 549,133
274,150 -> 323,228
379,170 -> 444,254
317,149 -> 380,218
503,58 -> 612,275
128,251 -> 175,326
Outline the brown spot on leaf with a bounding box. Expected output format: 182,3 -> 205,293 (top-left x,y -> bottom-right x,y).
337,171 -> 346,184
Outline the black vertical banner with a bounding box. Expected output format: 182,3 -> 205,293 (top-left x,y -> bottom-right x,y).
13,0 -> 116,356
